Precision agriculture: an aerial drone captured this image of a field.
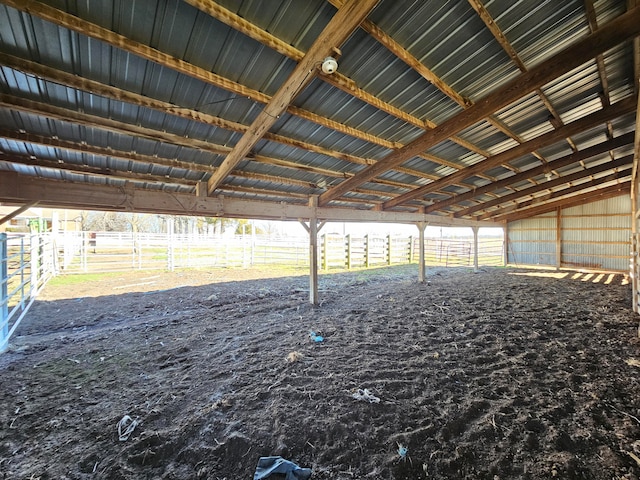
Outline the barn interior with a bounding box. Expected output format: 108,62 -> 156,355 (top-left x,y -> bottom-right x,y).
1,0 -> 640,478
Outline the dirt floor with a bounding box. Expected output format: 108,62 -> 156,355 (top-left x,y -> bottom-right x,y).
1,265 -> 640,479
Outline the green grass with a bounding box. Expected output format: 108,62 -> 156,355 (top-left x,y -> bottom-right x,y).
46,271 -> 125,287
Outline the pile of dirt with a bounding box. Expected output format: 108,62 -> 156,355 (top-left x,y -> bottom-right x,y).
1,266 -> 639,479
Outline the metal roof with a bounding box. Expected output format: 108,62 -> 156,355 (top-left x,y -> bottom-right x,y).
0,0 -> 638,225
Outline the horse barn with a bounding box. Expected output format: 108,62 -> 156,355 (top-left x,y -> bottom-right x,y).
1,0 -> 640,478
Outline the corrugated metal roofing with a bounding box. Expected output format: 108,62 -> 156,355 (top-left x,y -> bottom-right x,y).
0,0 -> 638,222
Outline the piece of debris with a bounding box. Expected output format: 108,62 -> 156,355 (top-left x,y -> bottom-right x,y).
117,415 -> 139,441
351,388 -> 380,403
286,351 -> 304,363
397,442 -> 409,461
309,331 -> 324,343
625,358 -> 640,368
212,397 -> 233,410
254,456 -> 312,480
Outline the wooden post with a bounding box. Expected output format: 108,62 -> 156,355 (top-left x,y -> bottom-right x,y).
365,234 -> 370,268
631,78 -> 640,317
472,226 -> 480,272
417,222 -> 427,283
556,207 -> 562,270
503,221 -> 508,267
1,233 -> 8,352
308,196 -> 319,305
387,233 -> 392,265
346,234 -> 352,270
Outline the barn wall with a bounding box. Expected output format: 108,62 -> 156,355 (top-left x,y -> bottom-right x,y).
507,195 -> 630,272
507,212 -> 557,267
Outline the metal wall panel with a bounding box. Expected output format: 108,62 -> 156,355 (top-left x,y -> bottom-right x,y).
507,195 -> 630,271
507,213 -> 556,266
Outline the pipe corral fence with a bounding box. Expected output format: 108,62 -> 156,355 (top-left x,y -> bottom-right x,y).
57,232 -> 505,273
0,230 -> 505,351
1,232 -> 56,352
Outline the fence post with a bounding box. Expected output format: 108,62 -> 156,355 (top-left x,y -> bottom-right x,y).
346,234 -> 352,270
1,233 -> 8,352
387,234 -> 392,265
365,234 -> 370,268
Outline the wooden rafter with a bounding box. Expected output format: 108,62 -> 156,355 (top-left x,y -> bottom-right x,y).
421,132 -> 636,214
467,0 -> 578,153
382,97 -> 636,209
188,0 -> 515,180
205,0 -> 380,194
455,154 -> 633,218
479,169 -> 631,220
327,0 -> 539,176
493,181 -> 631,222
317,7 -> 640,206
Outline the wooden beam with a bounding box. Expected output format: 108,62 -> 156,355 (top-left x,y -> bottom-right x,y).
482,167 -> 631,220
478,168 -> 631,220
422,132 -> 635,214
187,0 -> 512,176
468,0 -> 577,152
0,0 -> 393,163
206,0 -> 380,194
454,154 -> 633,218
329,0 -> 535,175
0,128 -> 448,206
328,0 -> 469,107
0,93 -> 231,155
0,201 -> 39,226
382,96 -> 636,209
496,182 -> 630,222
318,6 -> 640,206
0,171 -> 495,227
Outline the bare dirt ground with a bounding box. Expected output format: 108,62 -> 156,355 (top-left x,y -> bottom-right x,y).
1,265 -> 640,479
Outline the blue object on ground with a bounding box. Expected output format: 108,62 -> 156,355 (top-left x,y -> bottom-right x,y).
309,331 -> 324,342
253,456 -> 312,480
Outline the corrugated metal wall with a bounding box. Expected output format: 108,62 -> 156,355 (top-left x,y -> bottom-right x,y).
507,212 -> 557,267
507,195 -> 630,271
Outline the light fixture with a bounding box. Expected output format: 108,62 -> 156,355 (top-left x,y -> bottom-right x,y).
321,56 -> 338,74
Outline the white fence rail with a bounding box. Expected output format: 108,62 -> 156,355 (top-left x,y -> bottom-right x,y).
57,232 -> 504,273
1,233 -> 57,352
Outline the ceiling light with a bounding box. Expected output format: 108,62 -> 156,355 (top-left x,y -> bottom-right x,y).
321,57 -> 338,74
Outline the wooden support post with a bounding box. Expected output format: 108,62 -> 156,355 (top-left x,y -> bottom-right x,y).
631,79 -> 640,317
308,196 -> 319,306
502,221 -> 508,267
472,226 -> 480,272
1,233 -> 8,352
556,207 -> 562,270
417,222 -> 427,283
365,234 -> 370,268
346,234 -> 352,270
